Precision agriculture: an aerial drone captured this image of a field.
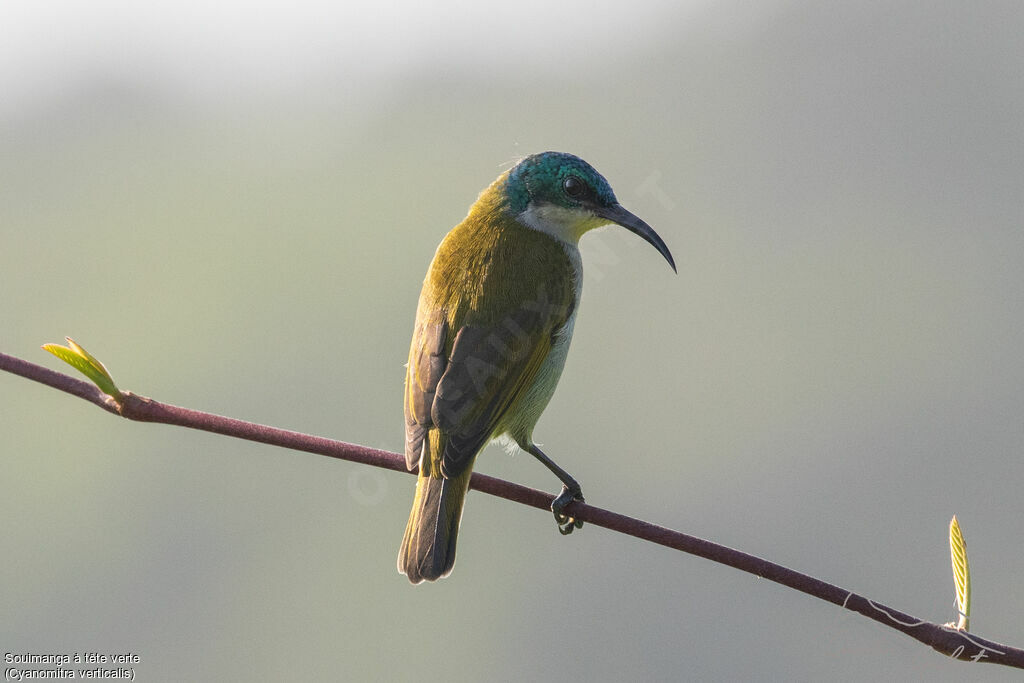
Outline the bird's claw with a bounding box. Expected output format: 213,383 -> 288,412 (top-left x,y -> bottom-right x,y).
551,484 -> 584,535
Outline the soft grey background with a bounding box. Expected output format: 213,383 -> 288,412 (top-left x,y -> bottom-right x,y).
2,1 -> 1022,680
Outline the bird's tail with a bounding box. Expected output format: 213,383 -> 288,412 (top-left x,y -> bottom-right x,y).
398,444 -> 475,584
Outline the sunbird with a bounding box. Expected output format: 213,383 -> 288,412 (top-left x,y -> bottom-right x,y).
399,151 -> 676,583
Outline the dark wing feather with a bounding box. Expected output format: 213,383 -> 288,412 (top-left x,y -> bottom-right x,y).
404,318 -> 448,470
432,299 -> 569,478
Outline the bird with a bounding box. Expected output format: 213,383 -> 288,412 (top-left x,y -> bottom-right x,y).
398,151 -> 676,583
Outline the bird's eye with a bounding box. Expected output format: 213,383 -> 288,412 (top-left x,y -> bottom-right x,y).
563,176 -> 586,199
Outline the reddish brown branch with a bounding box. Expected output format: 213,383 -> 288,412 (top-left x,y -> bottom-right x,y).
2,349 -> 1021,668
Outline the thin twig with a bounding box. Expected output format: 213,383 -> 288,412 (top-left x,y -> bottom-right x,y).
2,349 -> 1021,668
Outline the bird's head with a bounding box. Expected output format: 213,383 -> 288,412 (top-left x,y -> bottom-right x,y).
506,151 -> 676,272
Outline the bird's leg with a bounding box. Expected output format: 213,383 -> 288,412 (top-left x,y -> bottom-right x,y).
526,444 -> 584,535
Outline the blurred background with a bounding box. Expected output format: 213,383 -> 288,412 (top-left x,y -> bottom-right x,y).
2,1 -> 1022,680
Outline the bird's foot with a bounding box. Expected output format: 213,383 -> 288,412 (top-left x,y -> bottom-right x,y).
552,484 -> 585,535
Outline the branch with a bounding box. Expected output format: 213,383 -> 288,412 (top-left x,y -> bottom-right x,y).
2,349 -> 1022,668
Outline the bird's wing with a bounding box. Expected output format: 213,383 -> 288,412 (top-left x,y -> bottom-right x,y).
432,298 -> 570,478
404,316 -> 448,470
404,285 -> 573,479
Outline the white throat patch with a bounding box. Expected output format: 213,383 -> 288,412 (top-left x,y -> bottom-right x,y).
516,202 -> 596,245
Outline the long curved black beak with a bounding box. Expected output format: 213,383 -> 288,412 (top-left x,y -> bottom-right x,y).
594,203 -> 676,272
